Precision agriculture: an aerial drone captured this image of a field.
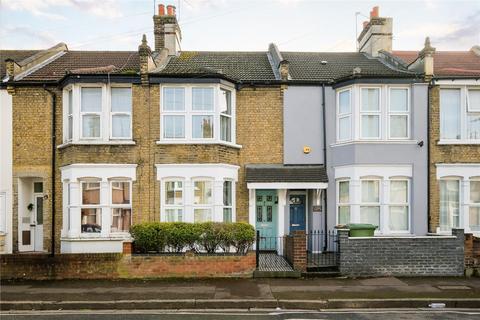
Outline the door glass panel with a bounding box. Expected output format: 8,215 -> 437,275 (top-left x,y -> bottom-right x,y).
257,196 -> 263,202
36,197 -> 43,225
266,195 -> 273,202
22,231 -> 31,245
266,206 -> 273,222
256,206 -> 263,222
34,182 -> 43,193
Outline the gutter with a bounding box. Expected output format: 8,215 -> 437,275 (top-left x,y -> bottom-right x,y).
43,85 -> 56,257
321,83 -> 328,251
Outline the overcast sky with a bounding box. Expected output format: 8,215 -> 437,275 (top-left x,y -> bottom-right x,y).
0,0 -> 479,52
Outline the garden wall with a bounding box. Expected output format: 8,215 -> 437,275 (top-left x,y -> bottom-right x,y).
338,228 -> 465,277
0,251 -> 256,280
465,233 -> 480,277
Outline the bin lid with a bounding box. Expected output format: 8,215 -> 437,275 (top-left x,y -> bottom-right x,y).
347,223 -> 377,230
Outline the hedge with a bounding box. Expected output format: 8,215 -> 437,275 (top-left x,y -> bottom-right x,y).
130,222 -> 255,254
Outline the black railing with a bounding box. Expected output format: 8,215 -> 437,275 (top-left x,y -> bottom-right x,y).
307,230 -> 339,268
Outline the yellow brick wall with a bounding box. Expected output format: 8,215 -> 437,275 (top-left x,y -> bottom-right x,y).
11,83 -> 284,252
429,85 -> 480,232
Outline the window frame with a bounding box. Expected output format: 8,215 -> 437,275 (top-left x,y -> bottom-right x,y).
336,179 -> 351,225
79,179 -> 102,235
220,88 -> 233,142
388,87 -> 411,140
159,84 -> 236,145
439,177 -> 461,232
359,177 -> 382,226
162,178 -> 185,222
469,178 -> 480,232
439,85 -> 480,143
387,178 -> 410,233
223,179 -> 234,223
336,88 -> 353,142
359,87 -> 382,140
192,178 -> 214,223
79,86 -> 104,140
109,180 -> 132,234
109,86 -> 133,140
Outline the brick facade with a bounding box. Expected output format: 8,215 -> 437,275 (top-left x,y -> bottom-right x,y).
429,85 -> 480,232
10,82 -> 284,253
338,228 -> 465,277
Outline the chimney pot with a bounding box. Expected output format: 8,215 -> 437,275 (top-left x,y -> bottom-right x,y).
158,4 -> 165,16
371,6 -> 379,18
166,5 -> 175,16
363,21 -> 369,28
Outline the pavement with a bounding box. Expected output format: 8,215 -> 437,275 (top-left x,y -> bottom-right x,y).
1,277 -> 480,311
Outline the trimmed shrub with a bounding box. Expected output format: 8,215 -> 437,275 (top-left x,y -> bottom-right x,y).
130,222 -> 255,254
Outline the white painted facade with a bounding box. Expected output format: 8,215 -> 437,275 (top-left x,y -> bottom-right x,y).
0,89 -> 13,253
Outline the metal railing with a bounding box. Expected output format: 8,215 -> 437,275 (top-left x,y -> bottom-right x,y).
307,230 -> 339,268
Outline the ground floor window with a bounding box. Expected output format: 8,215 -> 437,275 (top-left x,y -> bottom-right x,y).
335,165 -> 412,234
156,164 -> 239,223
61,164 -> 137,239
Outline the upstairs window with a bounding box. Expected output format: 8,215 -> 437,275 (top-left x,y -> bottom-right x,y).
440,86 -> 480,142
63,84 -> 133,144
335,85 -> 411,143
160,85 -> 236,145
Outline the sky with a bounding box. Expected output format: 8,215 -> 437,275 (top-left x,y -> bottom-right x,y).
0,0 -> 479,53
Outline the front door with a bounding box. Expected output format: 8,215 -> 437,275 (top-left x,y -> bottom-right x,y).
33,194 -> 44,251
255,190 -> 278,250
289,194 -> 306,232
18,181 -> 43,252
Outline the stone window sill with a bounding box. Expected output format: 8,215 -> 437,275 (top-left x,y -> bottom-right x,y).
331,140 -> 419,147
156,140 -> 242,149
438,140 -> 480,145
58,140 -> 136,149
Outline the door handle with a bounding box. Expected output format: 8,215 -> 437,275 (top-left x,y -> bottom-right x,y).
291,224 -> 300,227
30,224 -> 36,227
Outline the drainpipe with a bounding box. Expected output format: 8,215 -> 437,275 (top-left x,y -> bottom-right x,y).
322,83 -> 328,251
427,79 -> 433,234
44,85 -> 56,257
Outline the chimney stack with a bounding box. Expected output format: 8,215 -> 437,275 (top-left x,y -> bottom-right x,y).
357,6 -> 392,57
153,3 -> 181,55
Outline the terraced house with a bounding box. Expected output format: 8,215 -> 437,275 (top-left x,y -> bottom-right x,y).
392,41 -> 480,236
0,4 -> 475,271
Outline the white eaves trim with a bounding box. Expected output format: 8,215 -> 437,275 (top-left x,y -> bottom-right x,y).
436,79 -> 480,86
247,182 -> 328,190
436,163 -> 480,179
155,163 -> 239,181
334,164 -> 413,180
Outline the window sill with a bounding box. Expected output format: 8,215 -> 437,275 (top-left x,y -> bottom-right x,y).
58,140 -> 136,149
156,140 -> 242,149
437,140 -> 480,145
61,235 -> 131,241
331,140 -> 419,147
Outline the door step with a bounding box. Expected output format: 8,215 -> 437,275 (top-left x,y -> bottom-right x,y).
253,270 -> 302,278
303,271 -> 341,278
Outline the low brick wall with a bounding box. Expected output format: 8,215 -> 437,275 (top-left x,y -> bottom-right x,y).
0,252 -> 256,280
465,233 -> 480,276
338,228 -> 465,277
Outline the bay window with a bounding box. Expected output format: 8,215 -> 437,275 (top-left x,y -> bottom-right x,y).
440,86 -> 480,142
336,85 -> 411,142
160,85 -> 236,145
63,84 -> 133,144
469,180 -> 480,231
157,164 -> 239,223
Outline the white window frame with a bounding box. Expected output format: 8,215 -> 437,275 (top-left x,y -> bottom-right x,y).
159,84 -> 237,146
220,88 -> 233,143
336,88 -> 352,142
439,85 -> 480,144
387,178 -> 411,233
79,179 -> 102,236
192,178 -> 214,223
359,87 -> 382,140
223,179 -> 234,222
62,84 -> 133,145
468,178 -> 480,233
388,87 -> 411,140
109,180 -> 132,234
467,88 -> 480,112
66,87 -> 73,142
438,177 -> 461,232
336,179 -> 351,225
163,178 -> 185,222
109,86 -> 133,140
359,177 -> 382,226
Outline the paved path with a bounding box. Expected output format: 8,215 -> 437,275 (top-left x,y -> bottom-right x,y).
2,277 -> 480,301
2,309 -> 480,320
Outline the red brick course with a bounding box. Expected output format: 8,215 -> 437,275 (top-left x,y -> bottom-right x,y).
1,252 -> 256,280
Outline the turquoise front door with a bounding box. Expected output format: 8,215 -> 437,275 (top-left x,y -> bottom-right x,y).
255,190 -> 278,250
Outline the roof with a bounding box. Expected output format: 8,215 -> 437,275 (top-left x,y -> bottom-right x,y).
19,51 -> 140,82
245,164 -> 328,183
282,52 -> 415,81
0,50 -> 39,78
392,50 -> 480,77
156,51 -> 276,81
